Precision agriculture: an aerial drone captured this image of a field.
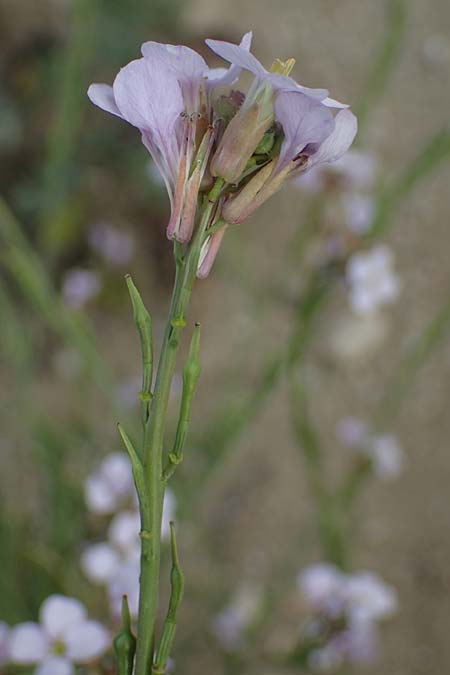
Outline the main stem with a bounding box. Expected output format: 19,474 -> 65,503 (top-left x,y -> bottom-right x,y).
134,194 -> 217,675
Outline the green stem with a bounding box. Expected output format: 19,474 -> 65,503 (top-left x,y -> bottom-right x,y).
290,372 -> 348,570
134,192 -> 217,675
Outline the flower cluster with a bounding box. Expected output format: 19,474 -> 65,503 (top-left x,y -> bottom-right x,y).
83,452 -> 175,618
298,564 -> 397,670
337,417 -> 405,480
5,595 -> 109,675
88,32 -> 357,277
346,245 -> 401,316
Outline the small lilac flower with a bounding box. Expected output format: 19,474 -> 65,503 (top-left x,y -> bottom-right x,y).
8,595 -> 109,675
369,434 -> 405,480
344,572 -> 398,622
336,417 -> 370,449
88,33 -> 252,243
88,222 -> 135,267
298,564 -> 347,618
299,564 -> 398,671
337,417 -> 405,480
84,452 -> 134,515
62,268 -> 101,309
345,194 -> 375,234
330,149 -> 377,191
346,245 -> 400,315
222,104 -> 357,224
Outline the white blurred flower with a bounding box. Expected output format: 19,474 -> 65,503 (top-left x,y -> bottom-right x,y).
85,452 -> 134,515
346,245 -> 400,315
107,559 -> 141,619
298,564 -> 346,618
88,222 -> 135,267
336,417 -> 370,448
344,572 -> 398,622
0,622 -> 9,666
62,268 -> 102,309
8,595 -> 109,674
330,150 -> 377,191
344,194 -> 375,234
299,564 -> 397,670
337,419 -> 405,480
211,584 -> 263,652
369,434 -> 405,480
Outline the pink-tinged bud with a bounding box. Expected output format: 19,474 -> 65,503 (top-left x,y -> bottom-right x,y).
167,124 -> 215,243
211,83 -> 274,184
197,224 -> 228,278
222,159 -> 291,224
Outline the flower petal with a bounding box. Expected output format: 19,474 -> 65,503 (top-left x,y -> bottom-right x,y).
87,84 -> 122,118
308,108 -> 357,168
108,510 -> 140,553
64,621 -> 110,662
40,596 -> 87,641
80,543 -> 120,584
9,623 -> 49,664
275,91 -> 335,170
206,32 -> 253,88
100,452 -> 133,500
36,656 -> 73,675
322,95 -> 349,109
113,58 -> 183,180
206,36 -> 266,78
141,42 -> 207,81
113,57 -> 183,133
85,474 -> 117,515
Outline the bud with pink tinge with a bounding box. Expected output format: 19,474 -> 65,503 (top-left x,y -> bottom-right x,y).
211,81 -> 274,184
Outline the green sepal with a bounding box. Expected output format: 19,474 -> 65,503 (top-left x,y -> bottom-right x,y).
152,523 -> 184,674
163,324 -> 201,481
125,275 -> 153,422
114,595 -> 137,675
117,422 -> 148,510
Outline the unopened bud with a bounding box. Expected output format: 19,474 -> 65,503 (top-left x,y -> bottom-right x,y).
211,83 -> 274,184
222,160 -> 292,224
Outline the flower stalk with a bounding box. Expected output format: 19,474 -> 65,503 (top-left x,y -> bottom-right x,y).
120,181 -> 222,675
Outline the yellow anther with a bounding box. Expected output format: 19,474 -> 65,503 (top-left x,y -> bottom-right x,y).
269,58 -> 296,76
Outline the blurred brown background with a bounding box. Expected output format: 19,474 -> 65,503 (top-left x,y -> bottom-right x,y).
1,0 -> 449,674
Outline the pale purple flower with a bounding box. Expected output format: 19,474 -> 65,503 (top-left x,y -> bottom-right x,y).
84,452 -> 134,515
88,33 -> 252,242
299,564 -> 397,670
344,572 -> 398,622
298,564 -> 347,618
8,595 -> 109,674
336,417 -> 370,449
108,559 -> 141,619
346,245 -> 400,315
369,434 -> 405,480
62,268 -> 101,309
88,222 -> 135,267
345,194 -> 375,234
337,417 -> 405,480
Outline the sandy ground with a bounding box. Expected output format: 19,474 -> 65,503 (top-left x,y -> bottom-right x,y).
1,0 -> 450,673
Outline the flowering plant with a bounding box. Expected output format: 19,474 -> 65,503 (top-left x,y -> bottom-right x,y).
86,32 -> 357,675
